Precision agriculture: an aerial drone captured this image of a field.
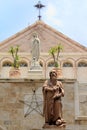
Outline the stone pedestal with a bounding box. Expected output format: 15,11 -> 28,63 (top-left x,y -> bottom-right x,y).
30,61 -> 42,70
28,69 -> 44,79
42,123 -> 66,130
28,60 -> 44,79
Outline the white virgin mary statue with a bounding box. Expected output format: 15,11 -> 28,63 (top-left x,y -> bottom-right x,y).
31,33 -> 40,62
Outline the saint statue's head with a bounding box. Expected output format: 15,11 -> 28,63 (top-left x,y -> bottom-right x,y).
49,70 -> 57,78
33,33 -> 38,38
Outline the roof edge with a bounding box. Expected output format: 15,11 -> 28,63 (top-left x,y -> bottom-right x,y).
0,20 -> 87,52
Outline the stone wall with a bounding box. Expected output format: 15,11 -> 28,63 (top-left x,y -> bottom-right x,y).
0,79 -> 86,130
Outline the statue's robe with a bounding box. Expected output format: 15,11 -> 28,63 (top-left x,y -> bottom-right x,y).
42,80 -> 64,124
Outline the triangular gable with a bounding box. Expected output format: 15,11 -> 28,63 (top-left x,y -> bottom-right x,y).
0,20 -> 87,53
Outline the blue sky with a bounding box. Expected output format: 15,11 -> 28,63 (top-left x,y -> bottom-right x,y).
0,0 -> 87,47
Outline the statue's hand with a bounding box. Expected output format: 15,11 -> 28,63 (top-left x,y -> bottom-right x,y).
52,95 -> 56,99
53,86 -> 58,91
53,93 -> 62,99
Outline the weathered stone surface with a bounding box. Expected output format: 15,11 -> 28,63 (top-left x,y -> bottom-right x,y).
0,79 -> 86,130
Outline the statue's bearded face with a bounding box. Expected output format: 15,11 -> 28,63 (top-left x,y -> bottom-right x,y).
50,71 -> 57,79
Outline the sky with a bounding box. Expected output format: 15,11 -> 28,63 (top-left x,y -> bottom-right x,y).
0,0 -> 87,47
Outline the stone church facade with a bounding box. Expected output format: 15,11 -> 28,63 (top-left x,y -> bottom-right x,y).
0,20 -> 87,130
0,20 -> 87,82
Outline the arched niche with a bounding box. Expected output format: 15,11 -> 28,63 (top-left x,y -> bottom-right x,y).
62,61 -> 74,79
76,59 -> 87,82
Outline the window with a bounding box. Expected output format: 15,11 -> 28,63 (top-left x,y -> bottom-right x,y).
2,61 -> 12,67
19,61 -> 28,67
78,62 -> 87,67
63,62 -> 73,67
48,61 -> 54,67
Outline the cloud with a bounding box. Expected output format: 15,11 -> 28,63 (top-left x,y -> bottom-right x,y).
43,3 -> 63,27
45,3 -> 57,18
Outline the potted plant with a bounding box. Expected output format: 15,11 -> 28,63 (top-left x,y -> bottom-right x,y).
9,45 -> 21,78
48,43 -> 63,78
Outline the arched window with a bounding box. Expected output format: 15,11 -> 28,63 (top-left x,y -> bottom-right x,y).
48,61 -> 54,67
19,61 -> 28,67
63,62 -> 73,67
2,61 -> 12,67
78,62 -> 87,67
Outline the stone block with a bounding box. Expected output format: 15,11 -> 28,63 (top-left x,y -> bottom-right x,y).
28,70 -> 44,79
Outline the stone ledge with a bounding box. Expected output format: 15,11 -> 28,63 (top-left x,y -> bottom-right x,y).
0,78 -> 45,83
75,116 -> 87,120
0,78 -> 76,83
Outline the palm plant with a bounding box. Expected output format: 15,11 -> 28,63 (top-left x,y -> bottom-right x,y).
49,43 -> 63,67
9,46 -> 20,68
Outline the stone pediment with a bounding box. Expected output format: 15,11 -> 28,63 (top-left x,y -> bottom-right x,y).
0,20 -> 87,53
